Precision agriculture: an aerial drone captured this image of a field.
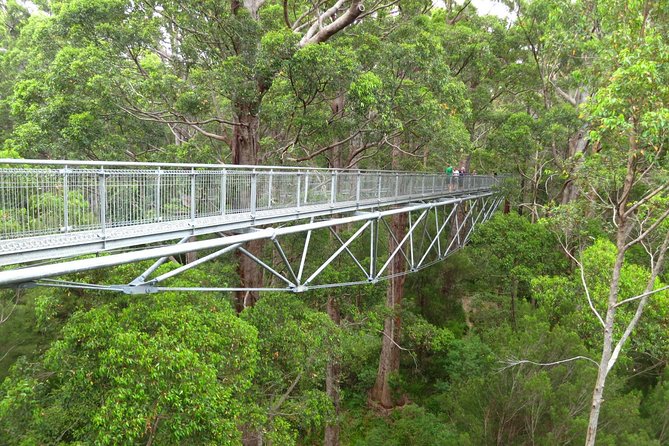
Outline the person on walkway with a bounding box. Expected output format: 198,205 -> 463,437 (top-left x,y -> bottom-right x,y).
446,165 -> 454,190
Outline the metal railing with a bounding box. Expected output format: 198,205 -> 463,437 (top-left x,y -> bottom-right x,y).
0,159 -> 500,241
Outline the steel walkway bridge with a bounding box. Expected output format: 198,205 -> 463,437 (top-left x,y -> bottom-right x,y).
0,159 -> 503,294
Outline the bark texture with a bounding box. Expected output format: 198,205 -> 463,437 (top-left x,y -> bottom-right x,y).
369,211 -> 408,408
232,105 -> 264,311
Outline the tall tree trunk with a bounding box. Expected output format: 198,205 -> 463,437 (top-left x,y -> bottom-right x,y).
324,296 -> 341,446
184,236 -> 198,264
232,103 -> 263,311
585,148 -> 635,444
560,127 -> 588,205
510,276 -> 518,328
369,211 -> 408,408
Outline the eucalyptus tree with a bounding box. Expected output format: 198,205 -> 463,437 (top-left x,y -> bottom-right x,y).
514,0 -> 608,211
0,292 -> 260,445
464,0 -> 601,216
542,1 -> 669,443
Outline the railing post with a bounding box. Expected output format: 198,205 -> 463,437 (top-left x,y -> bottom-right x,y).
330,170 -> 337,208
62,165 -> 69,233
355,170 -> 361,208
421,174 -> 426,196
303,170 -> 309,205
220,168 -> 227,216
250,168 -> 257,219
155,167 -> 162,222
190,168 -> 196,224
296,170 -> 302,211
98,166 -> 106,239
395,172 -> 400,198
432,175 -> 436,194
268,169 -> 273,209
377,174 -> 382,204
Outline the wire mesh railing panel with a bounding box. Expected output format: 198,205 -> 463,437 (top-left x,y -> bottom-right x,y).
226,171 -> 252,215
105,170 -> 156,228
271,172 -> 298,210
336,172 -> 357,202
0,159 -> 502,242
157,171 -> 190,222
255,172 -> 270,211
379,173 -> 396,201
67,169 -> 101,232
195,171 -> 223,218
0,170 -> 59,238
304,171 -> 331,206
359,175 -> 378,201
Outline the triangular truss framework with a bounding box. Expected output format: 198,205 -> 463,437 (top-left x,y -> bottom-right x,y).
15,192 -> 502,294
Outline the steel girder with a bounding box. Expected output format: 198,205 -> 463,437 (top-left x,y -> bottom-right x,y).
2,192 -> 502,293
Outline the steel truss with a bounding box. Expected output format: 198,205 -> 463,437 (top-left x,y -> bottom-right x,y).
2,192 -> 502,294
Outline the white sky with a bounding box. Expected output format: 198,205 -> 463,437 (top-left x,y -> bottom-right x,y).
470,0 -> 513,19
17,0 -> 513,20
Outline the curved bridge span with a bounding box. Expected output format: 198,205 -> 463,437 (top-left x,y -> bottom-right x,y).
0,160 -> 503,293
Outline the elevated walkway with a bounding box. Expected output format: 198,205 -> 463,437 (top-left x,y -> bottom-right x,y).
0,160 -> 503,292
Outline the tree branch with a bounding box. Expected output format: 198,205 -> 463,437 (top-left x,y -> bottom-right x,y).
299,0 -> 364,47
608,229 -> 669,373
623,181 -> 669,218
499,355 -> 599,372
624,206 -> 669,250
614,284 -> 669,308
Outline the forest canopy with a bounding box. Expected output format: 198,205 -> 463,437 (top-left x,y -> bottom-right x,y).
0,0 -> 668,445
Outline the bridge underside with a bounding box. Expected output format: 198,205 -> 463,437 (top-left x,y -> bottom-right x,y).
0,188 -> 489,267
0,192 -> 501,294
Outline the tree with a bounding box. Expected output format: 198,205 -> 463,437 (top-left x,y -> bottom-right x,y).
468,213 -> 568,326
0,293 -> 259,444
242,293 -> 340,443
549,1 -> 669,442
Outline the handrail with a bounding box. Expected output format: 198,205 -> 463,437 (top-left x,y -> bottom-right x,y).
0,158 -> 487,174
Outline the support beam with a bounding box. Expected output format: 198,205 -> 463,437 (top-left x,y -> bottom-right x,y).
272,238 -> 299,284
145,243 -> 243,285
129,235 -> 191,285
416,204 -> 458,267
376,210 -> 428,279
304,220 -> 372,287
329,227 -> 370,279
239,247 -> 296,288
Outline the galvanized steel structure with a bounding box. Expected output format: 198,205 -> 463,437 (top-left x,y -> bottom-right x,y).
0,159 -> 503,293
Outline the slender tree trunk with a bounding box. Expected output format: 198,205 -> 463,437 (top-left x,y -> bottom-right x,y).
584,250 -> 623,445
370,211 -> 408,408
232,103 -> 263,311
585,152 -> 634,444
325,296 -> 341,446
518,176 -> 525,216
510,276 -> 518,328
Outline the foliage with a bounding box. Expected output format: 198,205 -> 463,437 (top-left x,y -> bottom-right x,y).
0,294 -> 258,445
1,0 -> 668,443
